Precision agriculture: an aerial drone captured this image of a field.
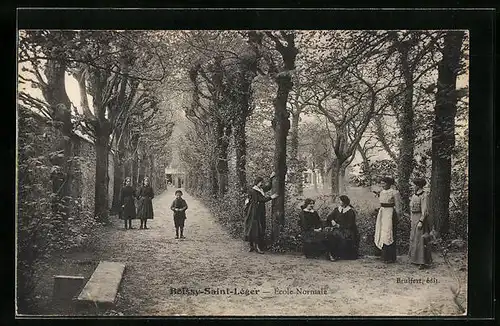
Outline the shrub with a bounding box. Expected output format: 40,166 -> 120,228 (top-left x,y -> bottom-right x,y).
17,107 -> 100,313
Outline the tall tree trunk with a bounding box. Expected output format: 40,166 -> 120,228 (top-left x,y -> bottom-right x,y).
357,143 -> 372,186
397,41 -> 415,215
289,110 -> 303,195
44,60 -> 73,220
94,123 -> 112,222
210,161 -> 218,198
217,123 -> 231,197
111,136 -> 126,212
233,116 -> 247,193
270,75 -> 293,242
312,166 -> 318,192
429,31 -> 464,238
330,159 -> 348,196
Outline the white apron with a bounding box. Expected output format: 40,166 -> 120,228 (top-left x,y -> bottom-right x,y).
374,188 -> 402,249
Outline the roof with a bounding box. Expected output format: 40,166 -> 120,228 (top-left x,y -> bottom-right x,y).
164,168 -> 185,175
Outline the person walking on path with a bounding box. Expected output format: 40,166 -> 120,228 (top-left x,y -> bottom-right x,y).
120,177 -> 137,229
171,189 -> 188,239
374,176 -> 402,263
244,173 -> 278,254
408,177 -> 433,269
137,177 -> 155,229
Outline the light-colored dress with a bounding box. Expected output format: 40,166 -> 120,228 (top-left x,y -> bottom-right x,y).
408,191 -> 432,265
374,188 -> 402,250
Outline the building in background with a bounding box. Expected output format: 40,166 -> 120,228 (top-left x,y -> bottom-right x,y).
165,167 -> 186,189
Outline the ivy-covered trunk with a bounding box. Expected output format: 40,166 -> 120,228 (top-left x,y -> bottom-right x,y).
111,139 -> 125,213
289,110 -> 303,195
233,114 -> 247,194
397,41 -> 415,215
270,75 -> 293,242
44,59 -> 73,220
330,159 -> 347,197
94,123 -> 111,222
216,122 -> 231,197
429,31 -> 464,238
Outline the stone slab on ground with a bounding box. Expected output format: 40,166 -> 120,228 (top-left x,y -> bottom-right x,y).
77,261 -> 125,305
53,275 -> 85,302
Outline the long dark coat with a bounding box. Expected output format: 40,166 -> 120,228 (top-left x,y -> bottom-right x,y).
120,185 -> 137,220
326,207 -> 360,259
137,185 -> 154,219
243,181 -> 272,243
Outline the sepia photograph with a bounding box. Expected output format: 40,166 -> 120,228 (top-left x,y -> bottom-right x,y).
16,27 -> 470,316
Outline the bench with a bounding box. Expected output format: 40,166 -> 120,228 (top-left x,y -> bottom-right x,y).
76,261 -> 125,307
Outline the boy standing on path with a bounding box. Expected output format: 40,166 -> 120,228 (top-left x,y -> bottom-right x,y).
171,190 -> 188,239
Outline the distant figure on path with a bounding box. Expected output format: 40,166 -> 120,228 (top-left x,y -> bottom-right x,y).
120,177 -> 137,230
408,178 -> 433,269
244,173 -> 277,254
171,190 -> 188,239
325,195 -> 360,260
374,176 -> 402,263
299,198 -> 327,259
137,177 -> 155,229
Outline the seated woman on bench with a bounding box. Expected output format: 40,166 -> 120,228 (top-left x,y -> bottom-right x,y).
299,198 -> 328,259
325,195 -> 360,261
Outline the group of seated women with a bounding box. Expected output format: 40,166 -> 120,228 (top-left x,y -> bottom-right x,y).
299,195 -> 360,261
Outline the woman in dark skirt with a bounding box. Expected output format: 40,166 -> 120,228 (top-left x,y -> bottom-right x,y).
325,195 -> 360,260
244,174 -> 277,254
299,198 -> 326,259
374,176 -> 402,263
137,177 -> 155,229
120,177 -> 137,229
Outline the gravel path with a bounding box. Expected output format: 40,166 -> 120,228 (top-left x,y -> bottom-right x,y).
94,187 -> 467,316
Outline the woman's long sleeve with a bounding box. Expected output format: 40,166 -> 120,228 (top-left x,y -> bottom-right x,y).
256,191 -> 271,203
313,212 -> 322,228
394,190 -> 402,217
421,193 -> 428,220
344,210 -> 356,229
262,178 -> 273,192
298,211 -> 304,230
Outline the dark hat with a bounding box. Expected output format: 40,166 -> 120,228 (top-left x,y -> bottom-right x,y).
412,177 -> 427,188
175,190 -> 183,195
381,176 -> 395,185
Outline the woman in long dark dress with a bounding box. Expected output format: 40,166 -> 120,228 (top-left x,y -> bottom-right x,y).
325,195 -> 360,260
299,198 -> 326,259
244,174 -> 277,254
137,177 -> 155,229
120,177 -> 137,229
374,176 -> 402,263
408,178 -> 433,269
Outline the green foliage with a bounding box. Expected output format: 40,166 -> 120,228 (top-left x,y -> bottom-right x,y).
17,107 -> 100,313
351,159 -> 398,187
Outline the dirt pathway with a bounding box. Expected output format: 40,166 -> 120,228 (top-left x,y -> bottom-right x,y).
94,188 -> 466,316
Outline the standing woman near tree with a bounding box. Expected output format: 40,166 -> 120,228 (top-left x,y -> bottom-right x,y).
244,172 -> 278,254
409,178 -> 433,269
374,176 -> 402,263
120,177 -> 137,229
137,177 -> 155,229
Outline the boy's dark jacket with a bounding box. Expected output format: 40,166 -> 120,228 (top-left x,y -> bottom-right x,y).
171,198 -> 188,219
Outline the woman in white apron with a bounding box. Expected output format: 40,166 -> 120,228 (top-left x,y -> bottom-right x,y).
374,176 -> 402,263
